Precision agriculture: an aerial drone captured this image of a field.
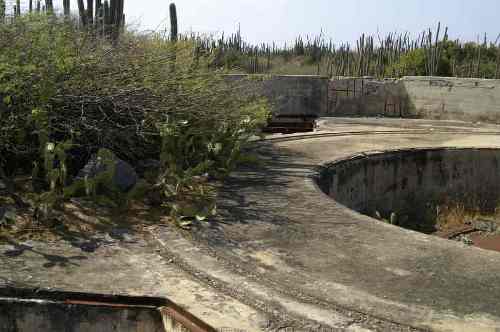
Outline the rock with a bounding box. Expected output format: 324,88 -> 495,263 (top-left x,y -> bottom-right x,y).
109,228 -> 133,242
136,159 -> 161,178
472,219 -> 498,233
79,241 -> 100,253
77,154 -> 138,192
0,206 -> 16,225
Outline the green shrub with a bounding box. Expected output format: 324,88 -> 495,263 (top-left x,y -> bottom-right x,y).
0,14 -> 270,219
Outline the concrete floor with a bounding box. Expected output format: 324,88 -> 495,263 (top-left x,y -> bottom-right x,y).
3,118 -> 500,331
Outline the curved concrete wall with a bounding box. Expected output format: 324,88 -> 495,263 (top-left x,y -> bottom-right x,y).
317,148 -> 500,232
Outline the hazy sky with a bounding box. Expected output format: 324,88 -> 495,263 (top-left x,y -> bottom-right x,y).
65,0 -> 500,45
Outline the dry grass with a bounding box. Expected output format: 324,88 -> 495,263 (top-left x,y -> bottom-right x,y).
0,175 -> 167,242
435,204 -> 479,231
435,202 -> 500,231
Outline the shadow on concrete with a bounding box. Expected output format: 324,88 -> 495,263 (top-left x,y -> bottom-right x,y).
195,143 -> 316,248
1,236 -> 88,268
0,199 -> 161,268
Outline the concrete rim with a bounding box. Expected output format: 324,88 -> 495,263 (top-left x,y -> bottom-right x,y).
312,146 -> 500,223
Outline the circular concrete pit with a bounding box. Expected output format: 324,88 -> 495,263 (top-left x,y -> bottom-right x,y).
317,147 -> 500,250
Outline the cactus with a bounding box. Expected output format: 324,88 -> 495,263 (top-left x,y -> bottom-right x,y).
36,0 -> 40,12
0,0 -> 5,22
96,0 -> 124,38
109,0 -> 115,22
45,0 -> 53,12
103,0 -> 110,25
77,0 -> 87,25
87,0 -> 93,24
63,0 -> 70,16
169,3 -> 178,42
117,0 -> 124,28
29,0 -> 33,12
95,0 -> 102,25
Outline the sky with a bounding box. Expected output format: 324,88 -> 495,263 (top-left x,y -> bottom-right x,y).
43,0 -> 500,46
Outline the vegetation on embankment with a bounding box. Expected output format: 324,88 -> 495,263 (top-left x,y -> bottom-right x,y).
0,11 -> 269,234
195,24 -> 500,79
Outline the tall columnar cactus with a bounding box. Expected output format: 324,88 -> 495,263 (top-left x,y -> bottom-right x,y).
63,0 -> 70,16
117,0 -> 124,28
103,0 -> 110,26
0,0 -> 5,22
36,0 -> 41,12
45,0 -> 53,12
95,0 -> 102,26
29,0 -> 33,12
109,0 -> 115,22
87,0 -> 93,24
108,0 -> 124,38
77,0 -> 87,25
15,0 -> 21,16
169,3 -> 178,42
73,0 -> 123,38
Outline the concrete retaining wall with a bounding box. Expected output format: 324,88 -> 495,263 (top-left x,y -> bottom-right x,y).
327,77 -> 406,117
317,148 -> 500,233
226,75 -> 500,123
0,299 -> 167,332
0,289 -> 214,332
328,76 -> 500,122
403,76 -> 500,122
226,74 -> 329,118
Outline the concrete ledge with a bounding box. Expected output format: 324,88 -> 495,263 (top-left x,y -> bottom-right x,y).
0,287 -> 215,332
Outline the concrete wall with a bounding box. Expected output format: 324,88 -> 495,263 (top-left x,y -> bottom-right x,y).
327,77 -> 406,117
403,76 -> 500,122
0,299 -> 167,332
329,76 -> 500,123
317,148 -> 500,233
227,75 -> 500,123
0,289 -> 213,332
226,74 -> 329,118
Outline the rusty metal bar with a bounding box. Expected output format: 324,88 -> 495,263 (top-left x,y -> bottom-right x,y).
160,307 -> 216,332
